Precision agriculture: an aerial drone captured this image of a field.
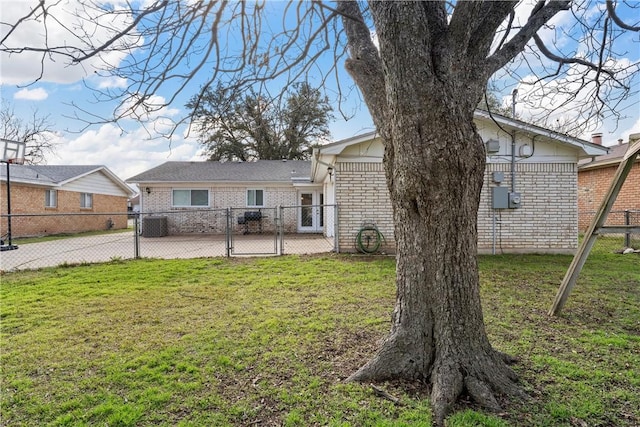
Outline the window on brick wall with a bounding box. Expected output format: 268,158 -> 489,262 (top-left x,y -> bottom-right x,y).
80,193 -> 93,209
45,189 -> 57,208
247,189 -> 264,207
172,189 -> 209,207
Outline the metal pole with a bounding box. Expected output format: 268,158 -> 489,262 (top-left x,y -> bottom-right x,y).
278,205 -> 284,255
225,208 -> 231,257
492,214 -> 496,255
134,213 -> 140,258
624,210 -> 630,248
4,161 -> 16,249
511,89 -> 518,193
334,204 -> 340,253
6,162 -> 11,245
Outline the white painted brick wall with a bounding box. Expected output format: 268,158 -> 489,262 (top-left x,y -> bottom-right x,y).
142,185 -> 299,234
336,162 -> 578,254
335,162 -> 395,253
478,163 -> 577,253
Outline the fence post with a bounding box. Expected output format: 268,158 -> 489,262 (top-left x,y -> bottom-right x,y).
277,205 -> 283,255
624,210 -> 630,248
334,204 -> 340,253
225,208 -> 231,257
134,213 -> 140,258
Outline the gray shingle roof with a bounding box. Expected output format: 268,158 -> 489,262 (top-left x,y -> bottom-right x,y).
0,165 -> 101,185
126,160 -> 311,183
0,164 -> 134,197
578,143 -> 635,170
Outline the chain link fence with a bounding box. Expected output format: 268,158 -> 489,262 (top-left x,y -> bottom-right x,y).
4,206 -> 636,272
1,206 -> 337,271
581,209 -> 640,252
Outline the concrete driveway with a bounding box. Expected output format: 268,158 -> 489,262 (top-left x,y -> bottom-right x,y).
0,232 -> 335,271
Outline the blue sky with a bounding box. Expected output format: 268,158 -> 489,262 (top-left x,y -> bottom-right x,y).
1,1 -> 638,184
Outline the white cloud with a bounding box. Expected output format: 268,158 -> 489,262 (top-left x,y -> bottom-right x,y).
13,87 -> 49,101
0,1 -> 141,85
48,121 -> 202,184
97,77 -> 128,89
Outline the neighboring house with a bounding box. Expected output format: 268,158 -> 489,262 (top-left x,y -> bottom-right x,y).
312,110 -> 608,254
127,111 -> 608,254
0,165 -> 134,238
128,194 -> 141,213
126,160 -> 313,234
577,132 -> 640,231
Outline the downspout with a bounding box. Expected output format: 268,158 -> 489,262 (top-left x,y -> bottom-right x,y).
314,148 -> 338,249
313,148 -> 335,175
313,148 -> 337,192
511,89 -> 518,193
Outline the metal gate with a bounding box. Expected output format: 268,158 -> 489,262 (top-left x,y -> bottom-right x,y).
229,207 -> 278,255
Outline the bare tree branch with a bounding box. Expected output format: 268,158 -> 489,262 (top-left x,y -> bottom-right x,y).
0,0 -> 45,45
74,1 -> 169,63
532,33 -> 621,82
606,0 -> 640,31
337,1 -> 387,133
1,102 -> 58,164
486,0 -> 571,76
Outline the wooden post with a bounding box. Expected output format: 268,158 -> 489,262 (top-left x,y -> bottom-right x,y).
549,139 -> 640,316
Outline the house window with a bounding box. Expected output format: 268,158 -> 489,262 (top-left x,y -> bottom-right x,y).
45,190 -> 57,208
80,193 -> 93,209
247,189 -> 264,207
172,189 -> 209,207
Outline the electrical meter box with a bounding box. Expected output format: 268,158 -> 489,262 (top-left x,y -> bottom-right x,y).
492,171 -> 504,183
485,139 -> 500,154
492,187 -> 509,209
508,192 -> 522,209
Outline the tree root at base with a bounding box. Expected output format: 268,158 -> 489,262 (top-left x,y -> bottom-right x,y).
347,348 -> 526,427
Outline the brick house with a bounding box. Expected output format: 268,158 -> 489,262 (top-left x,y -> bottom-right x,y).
126,111 -> 607,253
126,160 -> 313,235
0,165 -> 134,238
577,132 -> 640,231
312,110 -> 607,254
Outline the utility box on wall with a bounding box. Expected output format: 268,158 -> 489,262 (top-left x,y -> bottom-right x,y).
492,187 -> 509,209
508,192 -> 522,209
485,139 -> 500,154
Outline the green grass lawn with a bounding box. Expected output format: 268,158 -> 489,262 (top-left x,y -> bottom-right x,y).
1,240 -> 638,426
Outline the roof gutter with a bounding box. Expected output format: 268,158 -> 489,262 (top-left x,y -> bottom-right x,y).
312,147 -> 335,183
474,109 -> 609,157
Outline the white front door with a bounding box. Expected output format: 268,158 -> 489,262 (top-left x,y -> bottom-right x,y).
298,191 -> 323,233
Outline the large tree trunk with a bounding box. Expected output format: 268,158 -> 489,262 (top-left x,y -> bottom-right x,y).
339,2 -> 525,425
347,101 -> 523,424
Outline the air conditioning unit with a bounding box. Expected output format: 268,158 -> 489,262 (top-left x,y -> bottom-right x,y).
142,216 -> 168,237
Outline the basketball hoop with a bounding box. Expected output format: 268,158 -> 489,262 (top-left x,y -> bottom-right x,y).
1,139 -> 26,251
6,158 -> 25,165
1,139 -> 26,164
